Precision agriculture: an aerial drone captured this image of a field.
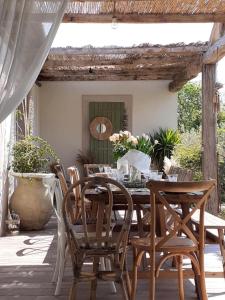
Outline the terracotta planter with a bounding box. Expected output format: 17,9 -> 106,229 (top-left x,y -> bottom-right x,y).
10,173 -> 55,230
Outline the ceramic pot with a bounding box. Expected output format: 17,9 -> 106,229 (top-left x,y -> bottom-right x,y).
10,173 -> 54,230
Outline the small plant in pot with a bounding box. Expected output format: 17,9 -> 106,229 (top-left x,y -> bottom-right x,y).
10,135 -> 58,230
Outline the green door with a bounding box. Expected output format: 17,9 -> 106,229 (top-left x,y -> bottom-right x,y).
89,102 -> 125,164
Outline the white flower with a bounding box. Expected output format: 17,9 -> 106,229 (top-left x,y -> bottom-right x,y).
154,139 -> 159,145
128,135 -> 138,145
123,130 -> 131,137
109,133 -> 120,142
142,133 -> 150,140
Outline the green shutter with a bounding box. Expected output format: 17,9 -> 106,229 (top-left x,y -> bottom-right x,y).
89,102 -> 125,163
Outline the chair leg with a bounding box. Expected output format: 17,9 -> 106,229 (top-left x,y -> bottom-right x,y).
52,236 -> 60,283
54,244 -> 68,295
149,250 -> 155,300
119,277 -> 129,300
90,257 -> 99,300
69,280 -> 78,300
131,250 -> 145,300
104,257 -> 117,293
198,251 -> 208,300
177,255 -> 185,300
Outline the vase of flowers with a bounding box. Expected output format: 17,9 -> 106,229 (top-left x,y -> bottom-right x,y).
109,130 -> 156,161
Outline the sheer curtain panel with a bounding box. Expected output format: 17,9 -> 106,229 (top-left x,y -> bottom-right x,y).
0,0 -> 68,236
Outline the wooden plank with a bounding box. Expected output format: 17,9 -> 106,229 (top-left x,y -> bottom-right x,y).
191,210 -> 225,229
63,13 -> 225,23
202,64 -> 218,214
49,45 -> 208,56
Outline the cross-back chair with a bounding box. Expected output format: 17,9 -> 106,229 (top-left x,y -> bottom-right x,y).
131,179 -> 216,300
62,176 -> 133,300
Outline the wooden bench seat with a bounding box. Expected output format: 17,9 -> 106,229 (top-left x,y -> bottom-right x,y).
190,209 -> 225,278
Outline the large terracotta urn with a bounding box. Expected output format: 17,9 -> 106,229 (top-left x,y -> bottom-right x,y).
10,173 -> 55,230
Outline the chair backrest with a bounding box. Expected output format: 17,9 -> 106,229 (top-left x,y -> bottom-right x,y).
52,178 -> 65,228
67,166 -> 84,222
146,180 -> 216,251
168,166 -> 193,182
67,166 -> 81,199
84,164 -> 111,176
51,163 -> 68,196
62,176 -> 133,267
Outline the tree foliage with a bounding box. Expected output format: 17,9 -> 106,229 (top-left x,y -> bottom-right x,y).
177,82 -> 202,133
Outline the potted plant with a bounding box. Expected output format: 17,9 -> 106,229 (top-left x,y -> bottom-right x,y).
10,135 -> 58,230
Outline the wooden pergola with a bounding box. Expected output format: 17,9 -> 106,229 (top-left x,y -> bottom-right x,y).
39,43 -> 208,92
39,0 -> 225,213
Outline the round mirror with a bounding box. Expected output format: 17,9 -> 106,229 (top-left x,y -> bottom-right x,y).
96,123 -> 106,134
89,117 -> 113,140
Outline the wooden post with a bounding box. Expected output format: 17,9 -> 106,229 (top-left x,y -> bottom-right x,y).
202,64 -> 218,214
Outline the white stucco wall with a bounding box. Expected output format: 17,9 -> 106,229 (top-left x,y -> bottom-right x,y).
30,84 -> 40,136
38,81 -> 177,168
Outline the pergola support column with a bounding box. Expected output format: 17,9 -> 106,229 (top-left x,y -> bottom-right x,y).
202,64 -> 218,214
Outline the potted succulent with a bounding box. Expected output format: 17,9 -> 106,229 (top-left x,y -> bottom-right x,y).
10,135 -> 58,230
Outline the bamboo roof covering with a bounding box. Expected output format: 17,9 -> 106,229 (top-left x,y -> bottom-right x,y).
62,0 -> 225,23
38,42 -> 208,91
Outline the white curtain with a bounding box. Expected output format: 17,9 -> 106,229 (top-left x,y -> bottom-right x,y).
0,0 -> 68,236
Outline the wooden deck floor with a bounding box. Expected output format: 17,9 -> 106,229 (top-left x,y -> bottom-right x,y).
0,217 -> 224,300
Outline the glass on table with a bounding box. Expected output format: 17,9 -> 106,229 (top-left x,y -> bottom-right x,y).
167,174 -> 178,182
156,172 -> 163,180
149,170 -> 158,180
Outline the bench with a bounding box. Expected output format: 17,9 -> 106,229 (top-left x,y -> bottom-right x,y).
191,209 -> 225,278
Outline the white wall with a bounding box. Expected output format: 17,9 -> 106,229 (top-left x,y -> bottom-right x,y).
38,81 -> 177,168
30,84 -> 40,136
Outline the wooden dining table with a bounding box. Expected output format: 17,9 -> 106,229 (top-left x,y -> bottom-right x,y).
85,187 -> 199,237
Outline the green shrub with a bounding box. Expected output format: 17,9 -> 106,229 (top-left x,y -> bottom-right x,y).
11,136 -> 58,173
150,128 -> 180,171
172,131 -> 202,180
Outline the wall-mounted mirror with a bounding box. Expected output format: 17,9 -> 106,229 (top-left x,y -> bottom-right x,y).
96,123 -> 106,134
89,117 -> 113,140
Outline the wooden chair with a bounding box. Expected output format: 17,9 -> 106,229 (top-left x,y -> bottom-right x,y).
67,166 -> 92,222
51,163 -> 68,197
131,179 -> 216,300
141,166 -> 193,228
62,176 -> 133,300
51,178 -> 68,295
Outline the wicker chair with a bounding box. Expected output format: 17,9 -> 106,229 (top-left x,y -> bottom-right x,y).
62,176 -> 133,300
131,179 -> 216,300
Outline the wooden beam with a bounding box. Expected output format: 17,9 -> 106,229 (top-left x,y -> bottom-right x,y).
203,34 -> 225,64
209,23 -> 225,45
168,64 -> 202,92
202,64 -> 218,214
43,56 -> 201,69
50,45 -> 208,56
63,13 -> 225,23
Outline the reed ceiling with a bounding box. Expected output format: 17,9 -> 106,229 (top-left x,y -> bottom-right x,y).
61,0 -> 225,23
